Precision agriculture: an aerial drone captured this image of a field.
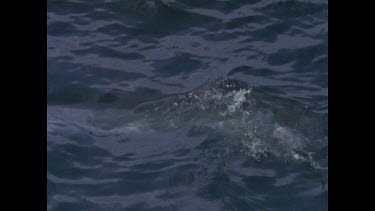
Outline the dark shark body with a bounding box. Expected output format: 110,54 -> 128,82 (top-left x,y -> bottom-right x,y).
47,78 -> 327,170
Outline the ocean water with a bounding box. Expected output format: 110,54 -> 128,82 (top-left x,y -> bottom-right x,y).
47,0 -> 328,210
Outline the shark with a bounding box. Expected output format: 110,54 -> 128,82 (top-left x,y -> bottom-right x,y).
47,78 -> 327,170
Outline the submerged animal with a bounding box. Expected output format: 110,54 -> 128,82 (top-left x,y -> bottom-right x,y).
47,78 -> 327,170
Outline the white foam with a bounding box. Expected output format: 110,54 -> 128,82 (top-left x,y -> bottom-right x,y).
227,89 -> 251,113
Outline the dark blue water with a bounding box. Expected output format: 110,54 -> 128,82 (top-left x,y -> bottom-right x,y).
47,0 -> 328,210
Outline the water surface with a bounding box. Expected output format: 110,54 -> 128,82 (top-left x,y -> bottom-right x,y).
47,0 -> 328,210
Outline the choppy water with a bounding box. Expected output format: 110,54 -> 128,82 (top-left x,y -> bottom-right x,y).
47,0 -> 328,210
